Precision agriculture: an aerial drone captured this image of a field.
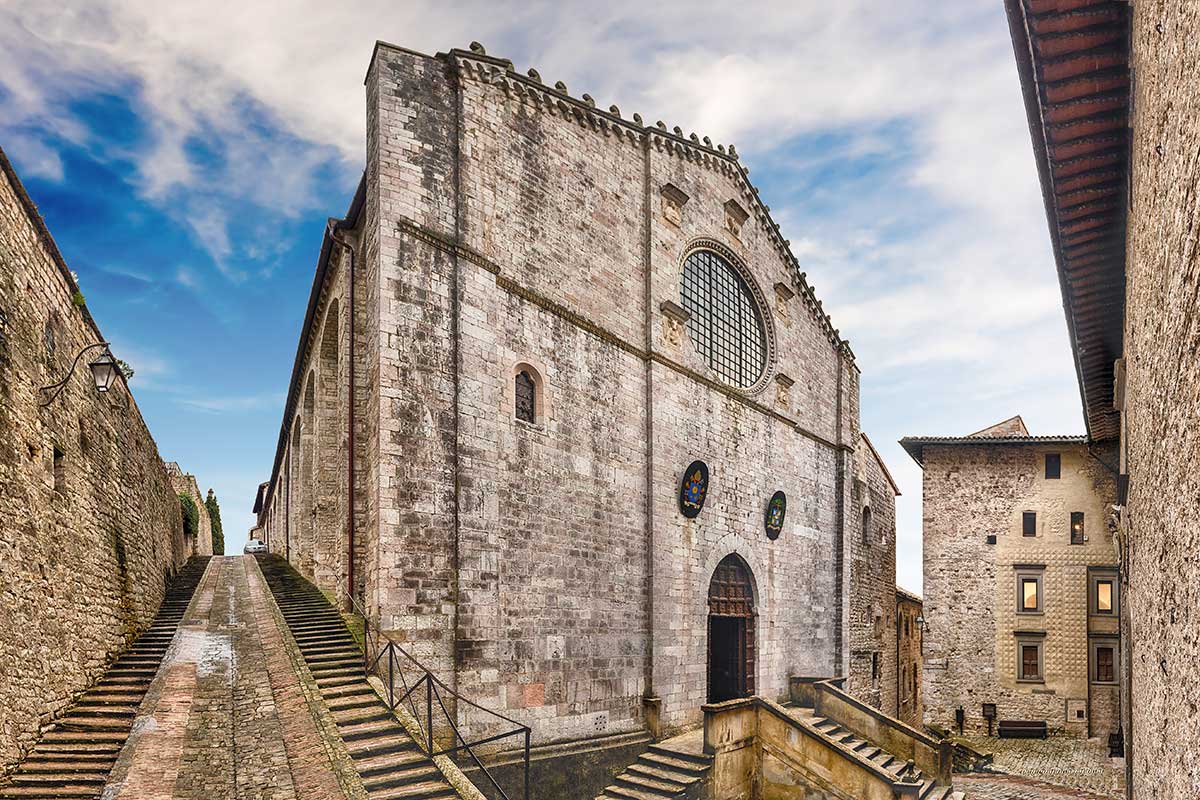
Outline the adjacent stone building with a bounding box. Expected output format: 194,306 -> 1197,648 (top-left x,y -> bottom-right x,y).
896,587 -> 923,729
164,461 -> 213,557
256,39 -> 899,771
0,145 -> 187,774
902,416 -> 1120,739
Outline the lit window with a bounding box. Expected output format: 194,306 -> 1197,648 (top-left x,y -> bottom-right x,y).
680,248 -> 766,388
1017,572 -> 1043,614
1045,453 -> 1061,479
1091,573 -> 1118,616
1070,512 -> 1085,545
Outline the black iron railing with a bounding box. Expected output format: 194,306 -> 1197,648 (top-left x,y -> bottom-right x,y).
345,593 -> 531,800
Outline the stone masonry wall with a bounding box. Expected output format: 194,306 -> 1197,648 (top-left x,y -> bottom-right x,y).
261,41 -> 864,751
0,147 -> 187,773
920,442 -> 1117,737
1125,3 -> 1200,796
166,465 -> 212,558
846,436 -> 899,716
896,591 -> 922,729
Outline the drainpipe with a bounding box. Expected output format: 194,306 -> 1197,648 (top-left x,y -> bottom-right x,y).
328,223 -> 357,605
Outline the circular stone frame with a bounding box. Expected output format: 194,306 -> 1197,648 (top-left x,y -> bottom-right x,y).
678,237 -> 778,396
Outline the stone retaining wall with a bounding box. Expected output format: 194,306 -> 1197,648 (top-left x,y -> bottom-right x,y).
0,145 -> 187,773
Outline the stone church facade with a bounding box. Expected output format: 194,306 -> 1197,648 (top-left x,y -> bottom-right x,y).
257,40 -> 898,751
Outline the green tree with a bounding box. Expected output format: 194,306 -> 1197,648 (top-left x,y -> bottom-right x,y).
179,493 -> 199,540
205,488 -> 224,555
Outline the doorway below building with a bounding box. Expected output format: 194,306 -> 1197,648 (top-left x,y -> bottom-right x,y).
707,553 -> 756,704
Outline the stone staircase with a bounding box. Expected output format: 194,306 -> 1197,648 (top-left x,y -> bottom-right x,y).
0,556 -> 211,800
790,707 -> 965,800
595,731 -> 712,800
255,555 -> 461,800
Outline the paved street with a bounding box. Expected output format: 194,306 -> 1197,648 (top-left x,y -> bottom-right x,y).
957,774 -> 1121,800
101,556 -> 361,800
955,734 -> 1125,799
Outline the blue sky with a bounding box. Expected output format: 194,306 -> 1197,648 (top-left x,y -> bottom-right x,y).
1,1 -> 1084,592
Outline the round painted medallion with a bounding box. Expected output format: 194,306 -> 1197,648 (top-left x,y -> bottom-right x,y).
764,490 -> 786,540
678,460 -> 710,518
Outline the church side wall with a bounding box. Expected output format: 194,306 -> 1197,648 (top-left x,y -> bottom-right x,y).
847,442 -> 898,716
0,151 -> 187,774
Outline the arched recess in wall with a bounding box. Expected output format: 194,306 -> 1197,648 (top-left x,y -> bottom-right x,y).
510,361 -> 549,426
298,372 -> 316,578
288,423 -> 300,561
862,505 -> 872,545
314,298 -> 342,592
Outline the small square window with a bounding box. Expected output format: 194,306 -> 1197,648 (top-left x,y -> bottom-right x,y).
1070,512 -> 1085,545
1022,511 -> 1037,537
1045,453 -> 1061,479
1018,640 -> 1044,682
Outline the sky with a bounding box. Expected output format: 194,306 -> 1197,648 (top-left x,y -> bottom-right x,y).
0,1 -> 1085,593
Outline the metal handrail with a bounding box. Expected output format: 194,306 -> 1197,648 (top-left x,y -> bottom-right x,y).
345,592 -> 531,800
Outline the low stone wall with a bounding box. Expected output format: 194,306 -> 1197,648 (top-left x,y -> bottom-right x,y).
798,678 -> 951,783
0,146 -> 187,773
703,697 -> 904,800
460,731 -> 651,800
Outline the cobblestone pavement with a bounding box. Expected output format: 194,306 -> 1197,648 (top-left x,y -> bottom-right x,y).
956,734 -> 1124,799
957,774 -> 1120,800
101,556 -> 355,799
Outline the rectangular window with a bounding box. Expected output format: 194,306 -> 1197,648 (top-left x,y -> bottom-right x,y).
1070,512 -> 1085,545
1018,641 -> 1044,681
1016,571 -> 1044,614
1090,572 -> 1119,616
1045,453 -> 1061,479
1091,640 -> 1119,685
1022,511 -> 1037,537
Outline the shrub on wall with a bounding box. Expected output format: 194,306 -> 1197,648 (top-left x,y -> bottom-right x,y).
179,494 -> 198,540
205,489 -> 224,555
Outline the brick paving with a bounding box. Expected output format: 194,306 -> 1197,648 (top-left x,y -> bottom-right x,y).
101,556 -> 357,799
956,734 -> 1124,800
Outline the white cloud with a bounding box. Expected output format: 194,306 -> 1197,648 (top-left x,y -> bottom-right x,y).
0,0 -> 1082,592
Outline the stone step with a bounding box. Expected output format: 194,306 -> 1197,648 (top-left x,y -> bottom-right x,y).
637,751 -> 709,777
616,767 -> 689,794
362,762 -> 444,791
364,780 -> 460,800
354,748 -> 432,778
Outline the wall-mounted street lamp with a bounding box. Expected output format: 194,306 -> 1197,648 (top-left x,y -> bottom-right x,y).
39,341 -> 120,407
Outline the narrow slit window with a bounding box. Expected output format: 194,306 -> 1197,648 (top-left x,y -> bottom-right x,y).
1023,511 -> 1037,537
52,446 -> 65,494
515,370 -> 536,424
862,506 -> 872,545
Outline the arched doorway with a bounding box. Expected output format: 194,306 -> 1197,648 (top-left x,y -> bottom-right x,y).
708,553 -> 756,703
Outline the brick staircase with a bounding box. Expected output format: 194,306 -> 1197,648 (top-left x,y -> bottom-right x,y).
789,707 -> 965,800
256,555 -> 461,800
595,732 -> 712,800
0,556 -> 211,799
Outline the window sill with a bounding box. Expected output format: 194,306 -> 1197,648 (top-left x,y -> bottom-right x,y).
1017,678 -> 1045,685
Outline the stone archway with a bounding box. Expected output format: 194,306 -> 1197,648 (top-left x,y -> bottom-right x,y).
708,553 -> 757,703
